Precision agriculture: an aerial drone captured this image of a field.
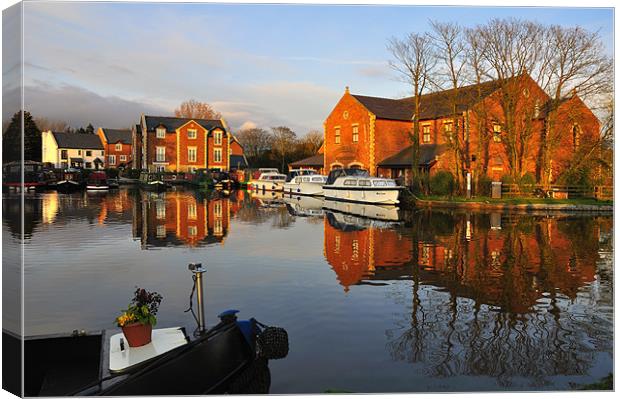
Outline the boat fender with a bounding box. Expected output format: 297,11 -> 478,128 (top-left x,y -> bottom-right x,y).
218,309 -> 239,324
255,321 -> 289,360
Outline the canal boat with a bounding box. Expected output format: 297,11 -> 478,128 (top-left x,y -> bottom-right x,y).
107,178 -> 120,189
249,171 -> 287,192
283,172 -> 328,196
2,161 -> 48,191
86,171 -> 109,190
323,199 -> 401,222
56,168 -> 85,193
323,168 -> 401,205
139,172 -> 168,192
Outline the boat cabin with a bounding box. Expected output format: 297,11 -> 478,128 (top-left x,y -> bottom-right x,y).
325,168 -> 370,185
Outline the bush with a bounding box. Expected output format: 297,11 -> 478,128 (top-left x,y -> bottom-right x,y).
500,174 -> 515,185
429,171 -> 455,196
477,175 -> 493,197
105,168 -> 119,178
518,172 -> 536,194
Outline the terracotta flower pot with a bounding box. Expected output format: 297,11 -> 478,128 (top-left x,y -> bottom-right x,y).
122,322 -> 152,347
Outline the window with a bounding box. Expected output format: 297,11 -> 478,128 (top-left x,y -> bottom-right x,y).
214,218 -> 223,236
86,150 -> 92,156
214,201 -> 223,217
85,162 -> 92,169
213,131 -> 222,145
78,150 -> 82,156
108,155 -> 116,165
156,146 -> 166,162
343,179 -> 357,186
156,127 -> 166,138
188,147 -> 197,163
61,150 -> 68,159
156,165 -> 165,172
157,225 -> 166,238
156,201 -> 166,219
120,155 -> 127,162
422,125 -> 431,143
359,180 -> 371,186
493,123 -> 502,142
573,124 -> 581,149
213,148 -> 222,163
444,122 -> 454,140
188,226 -> 198,237
188,203 -> 197,220
115,143 -> 122,151
352,125 -> 359,143
335,127 -> 341,144
188,129 -> 197,139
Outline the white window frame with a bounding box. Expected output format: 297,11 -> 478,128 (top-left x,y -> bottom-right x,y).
352,125 -> 359,143
188,146 -> 197,163
156,127 -> 166,138
335,127 -> 341,144
156,146 -> 166,162
120,154 -> 127,162
213,148 -> 222,163
115,143 -> 122,151
213,130 -> 222,145
108,155 -> 116,165
188,129 -> 197,139
188,202 -> 197,220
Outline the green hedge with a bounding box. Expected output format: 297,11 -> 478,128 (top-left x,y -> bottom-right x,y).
429,171 -> 455,196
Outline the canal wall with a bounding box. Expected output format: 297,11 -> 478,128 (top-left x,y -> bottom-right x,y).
405,197 -> 614,213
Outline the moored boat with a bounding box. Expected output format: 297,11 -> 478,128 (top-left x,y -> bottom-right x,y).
249,171 -> 287,192
283,169 -> 327,196
140,171 -> 168,192
86,171 -> 109,190
323,168 -> 401,204
56,168 -> 85,193
2,161 -> 48,191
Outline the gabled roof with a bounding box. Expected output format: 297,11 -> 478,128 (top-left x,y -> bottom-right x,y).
230,154 -> 248,168
143,116 -> 225,132
52,132 -> 104,149
352,78 -> 503,121
290,153 -> 324,167
101,128 -> 132,144
378,144 -> 447,167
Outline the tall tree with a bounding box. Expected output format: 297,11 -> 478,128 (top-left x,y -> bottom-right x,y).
300,130 -> 324,154
85,123 -> 95,135
3,110 -> 41,162
236,127 -> 273,167
33,118 -> 69,133
174,99 -> 222,120
429,20 -> 468,192
271,126 -> 297,172
388,33 -> 436,192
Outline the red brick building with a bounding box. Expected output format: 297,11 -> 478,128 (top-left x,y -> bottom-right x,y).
97,128 -> 133,168
133,115 -> 241,173
321,74 -> 600,184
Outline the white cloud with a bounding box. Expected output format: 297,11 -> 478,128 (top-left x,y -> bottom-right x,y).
239,121 -> 257,131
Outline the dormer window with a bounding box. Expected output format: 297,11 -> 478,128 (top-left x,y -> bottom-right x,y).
156,127 -> 166,138
188,129 -> 197,139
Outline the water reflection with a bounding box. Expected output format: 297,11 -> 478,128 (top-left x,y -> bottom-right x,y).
2,189 -> 613,391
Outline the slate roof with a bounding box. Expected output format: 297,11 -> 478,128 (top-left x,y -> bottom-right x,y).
52,132 -> 104,149
230,154 -> 248,168
143,116 -> 225,132
290,153 -> 324,167
378,144 -> 447,167
101,128 -> 132,144
352,78 -> 503,121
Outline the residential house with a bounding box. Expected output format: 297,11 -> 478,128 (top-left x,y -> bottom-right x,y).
322,74 -> 600,184
229,135 -> 249,170
41,131 -> 105,169
97,128 -> 133,168
133,115 -> 235,173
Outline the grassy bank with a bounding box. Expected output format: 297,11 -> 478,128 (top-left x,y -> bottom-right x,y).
416,195 -> 613,206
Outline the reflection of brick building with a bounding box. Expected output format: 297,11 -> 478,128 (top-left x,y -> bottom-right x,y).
322,74 -> 600,183
322,211 -> 599,309
133,191 -> 230,248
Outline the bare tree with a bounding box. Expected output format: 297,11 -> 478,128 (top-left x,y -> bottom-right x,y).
235,127 -> 273,166
174,99 -> 222,120
300,130 -> 324,154
388,33 -> 436,190
537,25 -> 613,186
429,20 -> 468,192
270,126 -> 297,172
34,117 -> 69,133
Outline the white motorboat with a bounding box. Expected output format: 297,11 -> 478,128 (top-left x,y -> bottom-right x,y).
283,170 -> 328,196
323,169 -> 401,204
283,195 -> 325,217
249,171 -> 287,192
322,199 -> 400,222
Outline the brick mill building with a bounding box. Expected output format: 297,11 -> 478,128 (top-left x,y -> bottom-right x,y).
133,115 -> 237,173
97,128 -> 133,168
321,74 -> 600,184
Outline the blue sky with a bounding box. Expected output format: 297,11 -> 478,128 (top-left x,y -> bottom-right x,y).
12,2 -> 614,135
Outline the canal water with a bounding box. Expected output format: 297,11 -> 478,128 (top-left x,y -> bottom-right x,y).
2,188 -> 613,393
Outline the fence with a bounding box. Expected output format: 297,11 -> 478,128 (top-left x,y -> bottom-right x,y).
500,184 -> 613,200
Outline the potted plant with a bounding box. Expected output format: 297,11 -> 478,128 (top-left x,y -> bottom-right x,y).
115,287 -> 163,347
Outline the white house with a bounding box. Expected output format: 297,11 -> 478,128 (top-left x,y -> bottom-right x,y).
41,130 -> 105,169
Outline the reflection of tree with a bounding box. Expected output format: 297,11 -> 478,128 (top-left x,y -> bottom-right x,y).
3,194 -> 42,239
385,212 -> 613,388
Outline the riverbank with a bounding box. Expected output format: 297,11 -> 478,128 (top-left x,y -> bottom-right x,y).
403,194 -> 613,212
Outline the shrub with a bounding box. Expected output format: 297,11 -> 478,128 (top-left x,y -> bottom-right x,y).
429,171 -> 455,196
477,175 -> 493,197
518,172 -> 536,194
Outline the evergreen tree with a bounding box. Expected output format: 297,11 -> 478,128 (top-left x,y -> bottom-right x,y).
2,110 -> 41,163
85,123 -> 95,134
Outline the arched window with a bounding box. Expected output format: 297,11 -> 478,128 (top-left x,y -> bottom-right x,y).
572,124 -> 581,150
